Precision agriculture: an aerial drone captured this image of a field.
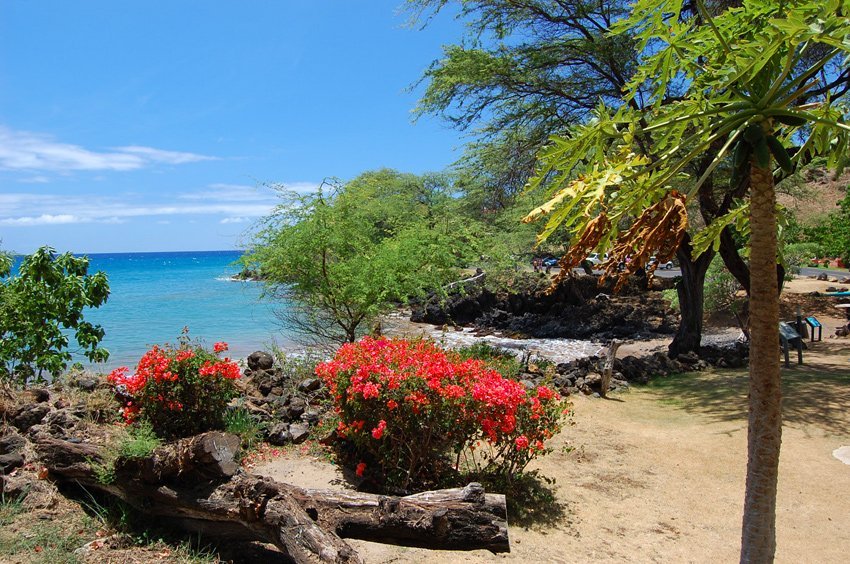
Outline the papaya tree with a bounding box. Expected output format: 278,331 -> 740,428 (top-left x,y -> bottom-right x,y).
523,1 -> 849,561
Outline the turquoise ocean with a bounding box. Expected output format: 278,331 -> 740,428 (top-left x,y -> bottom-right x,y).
37,250 -> 290,370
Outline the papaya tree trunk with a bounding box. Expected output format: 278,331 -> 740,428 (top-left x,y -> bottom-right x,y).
668,233 -> 714,358
740,161 -> 782,563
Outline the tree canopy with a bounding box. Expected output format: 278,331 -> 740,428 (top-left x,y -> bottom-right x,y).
246,169 -> 475,344
0,246 -> 110,385
521,0 -> 849,560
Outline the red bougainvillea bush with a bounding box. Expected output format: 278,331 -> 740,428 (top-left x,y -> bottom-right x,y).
316,337 -> 568,491
108,338 -> 241,439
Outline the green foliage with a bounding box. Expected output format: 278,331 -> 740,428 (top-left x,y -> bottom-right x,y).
246,170 -> 473,343
783,242 -> 822,274
704,256 -> 745,316
452,341 -> 523,379
224,406 -> 263,452
0,246 -> 109,385
92,421 -> 163,485
801,188 -> 850,264
662,288 -> 680,312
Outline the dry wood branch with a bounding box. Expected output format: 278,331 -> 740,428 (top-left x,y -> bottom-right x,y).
32,430 -> 509,562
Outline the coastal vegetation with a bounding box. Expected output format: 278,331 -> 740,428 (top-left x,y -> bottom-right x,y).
244,170 -> 478,344
2,1 -> 848,562
0,246 -> 109,385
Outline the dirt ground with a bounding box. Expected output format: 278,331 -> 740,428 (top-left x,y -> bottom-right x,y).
254,276 -> 850,563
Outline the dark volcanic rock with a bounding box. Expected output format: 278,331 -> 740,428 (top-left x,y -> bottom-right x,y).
11,403 -> 51,432
411,274 -> 677,340
247,351 -> 274,372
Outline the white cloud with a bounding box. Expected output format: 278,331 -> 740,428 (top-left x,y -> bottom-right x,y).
0,188 -> 278,227
0,126 -> 216,172
115,145 -> 215,165
0,214 -> 81,226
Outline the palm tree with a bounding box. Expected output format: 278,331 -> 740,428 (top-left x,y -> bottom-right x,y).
525,1 -> 849,560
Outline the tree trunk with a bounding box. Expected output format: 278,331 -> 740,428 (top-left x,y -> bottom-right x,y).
668,233 -> 714,358
740,162 -> 782,563
600,339 -> 623,398
32,431 -> 510,562
720,227 -> 785,296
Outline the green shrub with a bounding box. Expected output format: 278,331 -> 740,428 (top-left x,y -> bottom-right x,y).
783,242 -> 822,275
225,406 -> 263,452
0,247 -> 109,385
92,421 -> 162,485
704,256 -> 744,316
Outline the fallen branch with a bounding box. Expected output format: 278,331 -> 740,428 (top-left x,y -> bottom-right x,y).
33,430 -> 509,562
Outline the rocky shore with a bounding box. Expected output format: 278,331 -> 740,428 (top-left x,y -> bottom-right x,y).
411,273 -> 678,341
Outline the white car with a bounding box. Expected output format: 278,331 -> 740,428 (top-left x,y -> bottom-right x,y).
586,253 -> 608,265
647,256 -> 675,270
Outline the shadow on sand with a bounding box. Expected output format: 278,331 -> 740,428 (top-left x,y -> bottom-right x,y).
640,341 -> 850,436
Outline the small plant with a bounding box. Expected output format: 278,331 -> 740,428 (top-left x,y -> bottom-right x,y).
453,342 -> 523,379
107,335 -> 241,439
91,421 -> 162,485
317,337 -> 568,492
224,406 -> 263,452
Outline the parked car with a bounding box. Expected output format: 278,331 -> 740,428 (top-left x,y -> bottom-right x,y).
586,252 -> 608,266
647,256 -> 675,270
542,257 -> 559,267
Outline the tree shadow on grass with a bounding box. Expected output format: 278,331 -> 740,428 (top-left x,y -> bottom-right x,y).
640,341 -> 850,436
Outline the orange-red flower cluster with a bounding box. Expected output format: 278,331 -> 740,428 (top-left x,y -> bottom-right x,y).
316,337 -> 567,488
107,338 -> 241,437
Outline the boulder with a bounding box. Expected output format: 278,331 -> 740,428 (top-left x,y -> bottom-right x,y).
297,378 -> 322,393
0,453 -> 24,474
247,351 -> 274,372
11,403 -> 51,432
817,273 -> 829,281
288,423 -> 311,444
266,423 -> 291,446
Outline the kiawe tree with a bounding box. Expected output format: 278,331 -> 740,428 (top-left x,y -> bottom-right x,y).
246,170 -> 473,344
409,0 -> 769,357
524,0 -> 849,561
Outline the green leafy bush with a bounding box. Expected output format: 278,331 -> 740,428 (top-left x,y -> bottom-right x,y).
0,247 -> 109,385
783,242 -> 822,275
108,337 -> 241,439
317,337 -> 568,492
704,256 -> 744,316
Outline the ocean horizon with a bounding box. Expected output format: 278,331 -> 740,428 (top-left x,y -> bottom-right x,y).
11,249 -> 295,371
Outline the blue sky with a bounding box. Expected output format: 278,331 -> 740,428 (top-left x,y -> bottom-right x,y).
0,1 -> 466,253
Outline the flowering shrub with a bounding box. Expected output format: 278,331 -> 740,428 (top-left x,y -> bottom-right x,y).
316,337 -> 568,491
108,338 -> 241,439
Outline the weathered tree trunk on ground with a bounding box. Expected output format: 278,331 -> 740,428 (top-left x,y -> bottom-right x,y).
32,431 -> 510,563
669,233 -> 715,358
600,339 -> 623,398
740,162 -> 782,563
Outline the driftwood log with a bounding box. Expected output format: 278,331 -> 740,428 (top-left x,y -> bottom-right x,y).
33,431 -> 509,563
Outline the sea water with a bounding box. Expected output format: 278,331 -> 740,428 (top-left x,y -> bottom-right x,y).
12,250 -> 293,370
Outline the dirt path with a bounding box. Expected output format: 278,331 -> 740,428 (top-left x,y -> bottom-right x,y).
256,340 -> 850,563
